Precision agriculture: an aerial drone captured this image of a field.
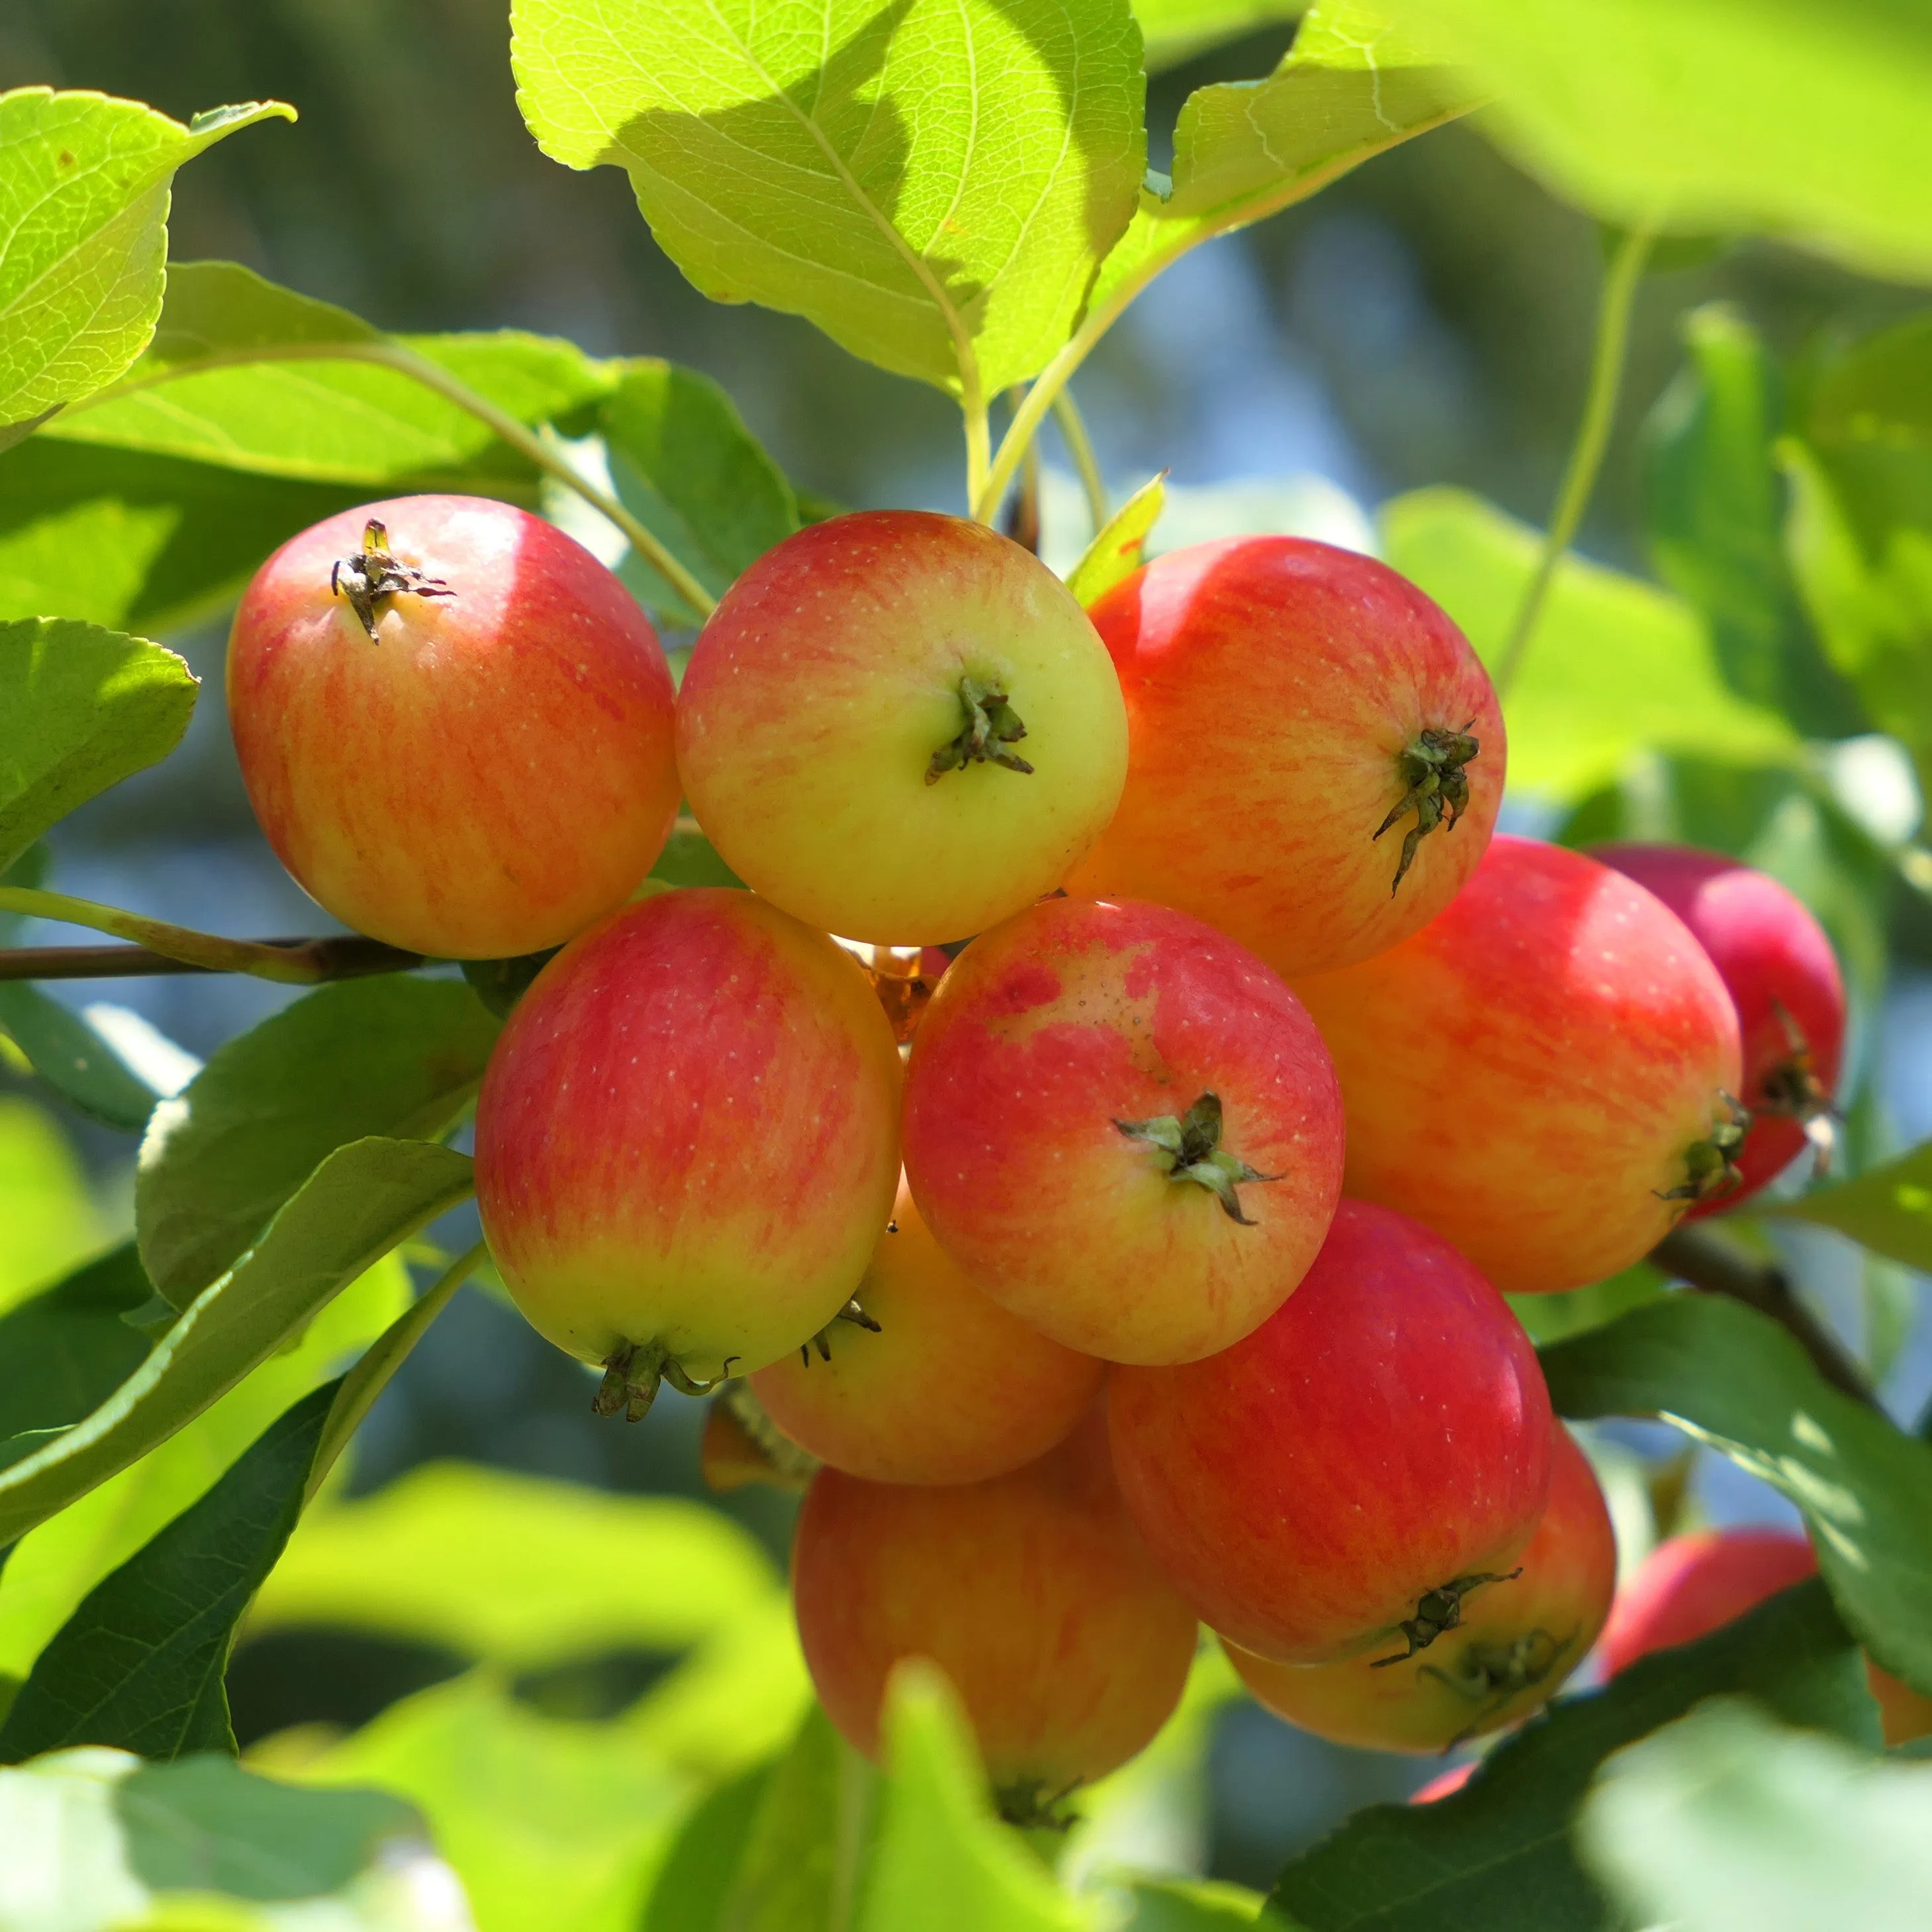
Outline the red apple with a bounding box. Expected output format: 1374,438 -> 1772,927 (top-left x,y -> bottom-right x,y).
791,1414 -> 1198,1819
1108,1199 -> 1553,1664
748,1177 -> 1104,1484
1598,1526 -> 1932,1745
228,495 -> 677,958
1294,836 -> 1743,1294
1228,1420 -> 1616,1751
1064,536 -> 1504,979
473,889 -> 901,1415
1592,844 -> 1845,1210
900,895 -> 1345,1365
677,510 -> 1127,945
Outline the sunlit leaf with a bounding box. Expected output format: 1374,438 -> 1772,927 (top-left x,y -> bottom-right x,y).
1541,1294 -> 1932,1697
1763,1141 -> 1932,1273
510,0 -> 1147,398
0,91 -> 293,427
0,985 -> 170,1133
1066,471 -> 1166,606
0,1244 -> 152,1447
1132,0 -> 1302,72
0,1096 -> 104,1316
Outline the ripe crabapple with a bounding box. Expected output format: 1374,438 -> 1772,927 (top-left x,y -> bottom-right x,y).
1294,836 -> 1744,1294
1064,536 -> 1504,979
1600,1527 -> 1932,1746
901,895 -> 1345,1365
1592,844 -> 1845,1210
790,1414 -> 1198,1822
1228,1420 -> 1615,1751
748,1177 -> 1104,1484
473,889 -> 901,1416
676,510 -> 1127,945
228,495 -> 678,958
1108,1200 -> 1553,1664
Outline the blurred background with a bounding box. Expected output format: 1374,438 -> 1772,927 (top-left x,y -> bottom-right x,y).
4,0 -> 1931,1902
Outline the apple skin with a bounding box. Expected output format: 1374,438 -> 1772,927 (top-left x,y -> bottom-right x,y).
1294,836 -> 1743,1295
901,894 -> 1345,1365
1063,536 -> 1504,979
790,1414 -> 1198,1804
749,1177 -> 1104,1484
1599,1527 -> 1932,1746
1592,844 -> 1845,1213
677,510 -> 1128,945
1108,1199 -> 1554,1665
1227,1420 -> 1615,1752
228,494 -> 678,958
473,889 -> 902,1384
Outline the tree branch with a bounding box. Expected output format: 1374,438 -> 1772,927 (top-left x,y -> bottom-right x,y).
0,936 -> 421,983
1650,1222 -> 1879,1410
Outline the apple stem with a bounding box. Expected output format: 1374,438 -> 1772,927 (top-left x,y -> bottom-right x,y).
1373,724 -> 1479,896
1370,1569 -> 1522,1667
593,1339 -> 737,1422
1114,1090 -> 1280,1225
1657,1092 -> 1750,1206
926,675 -> 1035,783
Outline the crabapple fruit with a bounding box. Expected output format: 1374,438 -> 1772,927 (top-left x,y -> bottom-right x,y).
1228,1420 -> 1615,1751
1599,1527 -> 1932,1746
791,1415 -> 1198,1820
1294,836 -> 1743,1294
676,510 -> 1127,945
1593,844 -> 1845,1210
228,495 -> 678,958
1064,536 -> 1504,979
748,1177 -> 1104,1484
901,894 -> 1345,1365
473,889 -> 900,1416
1108,1200 -> 1553,1664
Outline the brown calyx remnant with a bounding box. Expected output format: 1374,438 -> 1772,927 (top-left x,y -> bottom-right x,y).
330,518 -> 454,642
1758,999 -> 1839,1175
1371,1569 -> 1523,1666
797,1295 -> 883,1367
1374,724 -> 1480,894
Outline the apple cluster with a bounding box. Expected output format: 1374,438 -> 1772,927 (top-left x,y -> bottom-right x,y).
226,493 -> 1849,1810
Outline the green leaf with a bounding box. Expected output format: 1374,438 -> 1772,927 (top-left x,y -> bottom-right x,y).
117,1752 -> 419,1902
0,1244 -> 152,1445
0,983 -> 166,1132
122,256 -> 380,372
1541,1294 -> 1932,1697
1578,1698 -> 1932,1932
638,1759 -> 773,1932
600,359 -> 800,622
857,1661 -> 1094,1932
1267,1578 -> 1873,1932
1380,486 -> 1799,800
1132,0 -> 1302,72
1505,1263 -> 1668,1348
1643,305 -> 1864,734
1065,470 -> 1166,606
0,434 -> 376,633
1121,1878 -> 1265,1927
648,818 -> 746,891
249,1461 -> 779,1669
509,0 -> 1147,399
0,1096 -> 104,1315
1385,0 -> 1932,287
0,1746 -> 151,1923
0,1253 -> 406,1682
0,1137 -> 472,1555
280,1668 -> 692,1932
1083,4 -> 1476,342
0,90 -> 293,428
0,1378 -> 336,1761
137,977 -> 498,1309
1762,1142 -> 1932,1272
0,615 -> 196,874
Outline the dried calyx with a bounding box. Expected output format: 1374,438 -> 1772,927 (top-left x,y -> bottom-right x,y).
593,1337 -> 735,1423
1371,1569 -> 1522,1666
1759,999 -> 1839,1175
1420,1626 -> 1576,1745
994,1774 -> 1080,1832
1114,1090 -> 1280,1225
797,1294 -> 883,1366
1375,724 -> 1480,894
1660,1093 -> 1751,1206
928,675 -> 1034,783
330,518 -> 454,642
